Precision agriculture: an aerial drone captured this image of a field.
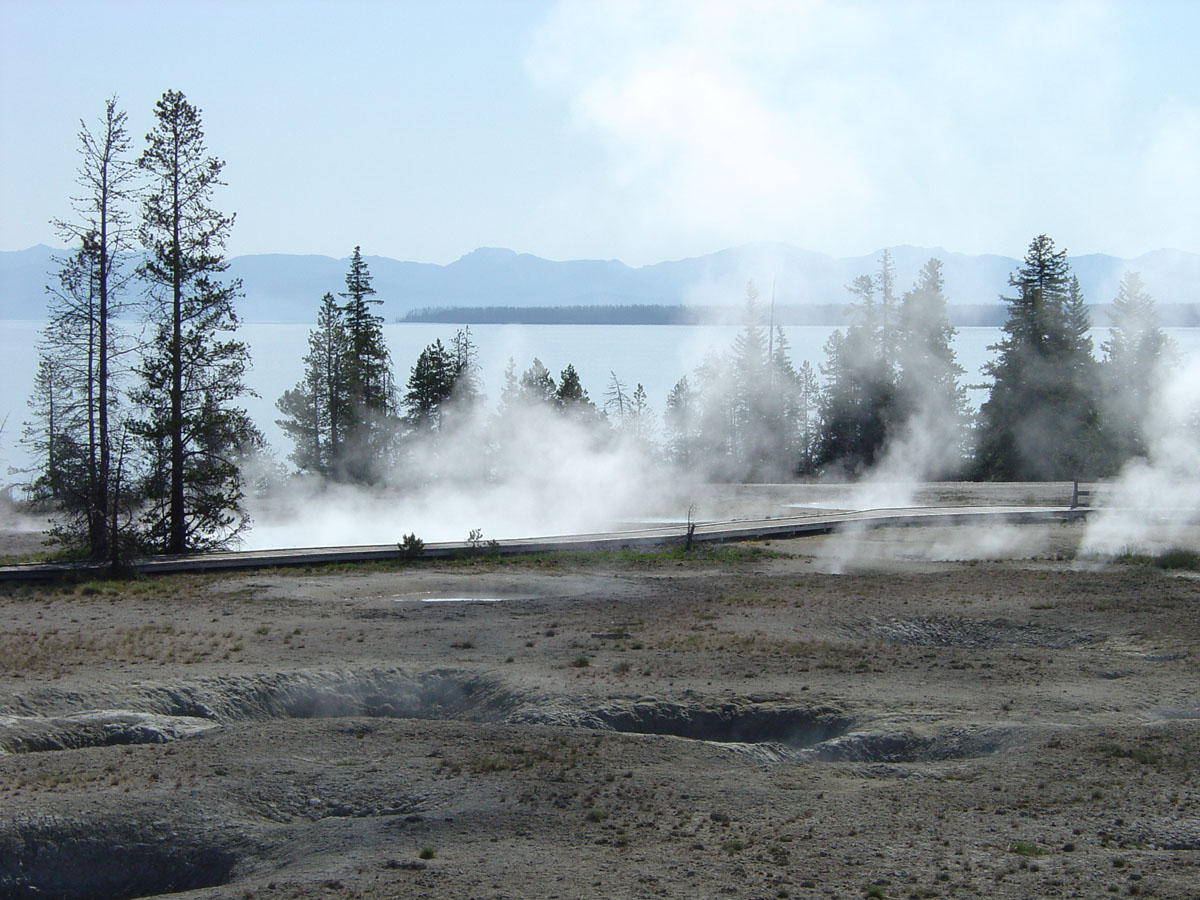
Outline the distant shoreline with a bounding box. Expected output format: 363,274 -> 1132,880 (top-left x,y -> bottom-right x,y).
401,302 -> 1200,328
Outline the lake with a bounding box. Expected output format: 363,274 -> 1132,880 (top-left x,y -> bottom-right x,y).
3,320 -> 1199,483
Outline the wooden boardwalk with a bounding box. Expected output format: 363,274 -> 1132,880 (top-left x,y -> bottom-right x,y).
0,506 -> 1088,582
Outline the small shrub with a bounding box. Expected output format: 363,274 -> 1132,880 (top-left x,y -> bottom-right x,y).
586,807 -> 609,822
1098,742 -> 1161,766
398,533 -> 425,560
418,847 -> 436,860
1009,841 -> 1050,857
570,655 -> 590,668
460,528 -> 501,559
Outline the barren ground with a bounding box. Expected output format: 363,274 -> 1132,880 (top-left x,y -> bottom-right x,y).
1,485 -> 1198,900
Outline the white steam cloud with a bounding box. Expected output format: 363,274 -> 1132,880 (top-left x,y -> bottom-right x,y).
525,1 -> 1197,263
814,522 -> 1047,575
844,404 -> 971,513
820,414 -> 976,572
243,400 -> 697,551
1080,360 -> 1200,556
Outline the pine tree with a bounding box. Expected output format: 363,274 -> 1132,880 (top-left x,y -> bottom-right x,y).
664,376 -> 696,466
767,325 -> 807,478
816,264 -> 897,475
629,383 -> 653,444
24,98 -> 138,561
403,339 -> 456,431
875,249 -> 899,370
975,235 -> 1101,480
794,360 -> 820,476
276,293 -> 349,475
449,327 -> 483,406
554,364 -> 598,420
816,328 -> 877,473
275,374 -> 321,474
518,358 -> 557,405
1101,271 -> 1175,462
337,247 -> 395,481
499,357 -> 521,414
845,275 -> 877,337
136,90 -> 256,552
691,348 -> 737,478
22,353 -> 79,505
894,258 -> 969,474
897,260 -> 963,400
729,282 -> 771,477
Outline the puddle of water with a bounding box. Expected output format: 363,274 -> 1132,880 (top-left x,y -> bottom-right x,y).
392,596 -> 504,604
783,502 -> 856,512
614,518 -> 690,526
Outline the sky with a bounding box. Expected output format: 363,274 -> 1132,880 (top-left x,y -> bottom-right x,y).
2,0 -> 1198,267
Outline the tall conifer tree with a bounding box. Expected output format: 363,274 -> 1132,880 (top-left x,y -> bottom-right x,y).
975,235 -> 1101,479
25,98 -> 138,561
1101,272 -> 1175,463
337,247 -> 394,481
277,293 -> 350,475
894,258 -> 968,472
136,90 -> 255,552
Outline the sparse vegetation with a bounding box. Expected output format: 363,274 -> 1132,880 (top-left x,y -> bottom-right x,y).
0,623 -> 247,675
1113,546 -> 1200,571
1009,841 -> 1050,857
397,532 -> 425,559
4,495 -> 1200,898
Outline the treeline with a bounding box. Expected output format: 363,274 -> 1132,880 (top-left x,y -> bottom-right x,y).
403,304 -> 710,325
276,238 -> 1173,489
401,303 -> 1026,327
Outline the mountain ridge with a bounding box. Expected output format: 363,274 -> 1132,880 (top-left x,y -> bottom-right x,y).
2,242 -> 1197,323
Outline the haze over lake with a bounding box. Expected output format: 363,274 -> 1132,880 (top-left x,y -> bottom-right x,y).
4,321 -> 1199,490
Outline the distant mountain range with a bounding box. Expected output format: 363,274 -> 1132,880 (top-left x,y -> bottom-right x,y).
2,242 -> 1198,323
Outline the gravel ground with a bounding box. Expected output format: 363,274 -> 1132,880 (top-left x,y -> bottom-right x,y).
1,487 -> 1198,899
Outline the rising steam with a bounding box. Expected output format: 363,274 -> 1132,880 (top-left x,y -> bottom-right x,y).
1080,359 -> 1200,557
242,395 -> 699,551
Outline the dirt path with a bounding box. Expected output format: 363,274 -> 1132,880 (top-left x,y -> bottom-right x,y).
1,519 -> 1198,899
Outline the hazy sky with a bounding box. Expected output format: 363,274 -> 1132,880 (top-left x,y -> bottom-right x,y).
2,0 -> 1198,266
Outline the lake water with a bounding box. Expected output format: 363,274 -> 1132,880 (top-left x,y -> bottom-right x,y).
3,320 -> 1199,483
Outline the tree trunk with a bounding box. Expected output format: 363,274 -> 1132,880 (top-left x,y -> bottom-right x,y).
169,136 -> 186,554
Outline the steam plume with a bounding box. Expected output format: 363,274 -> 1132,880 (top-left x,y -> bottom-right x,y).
1080,359 -> 1200,556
